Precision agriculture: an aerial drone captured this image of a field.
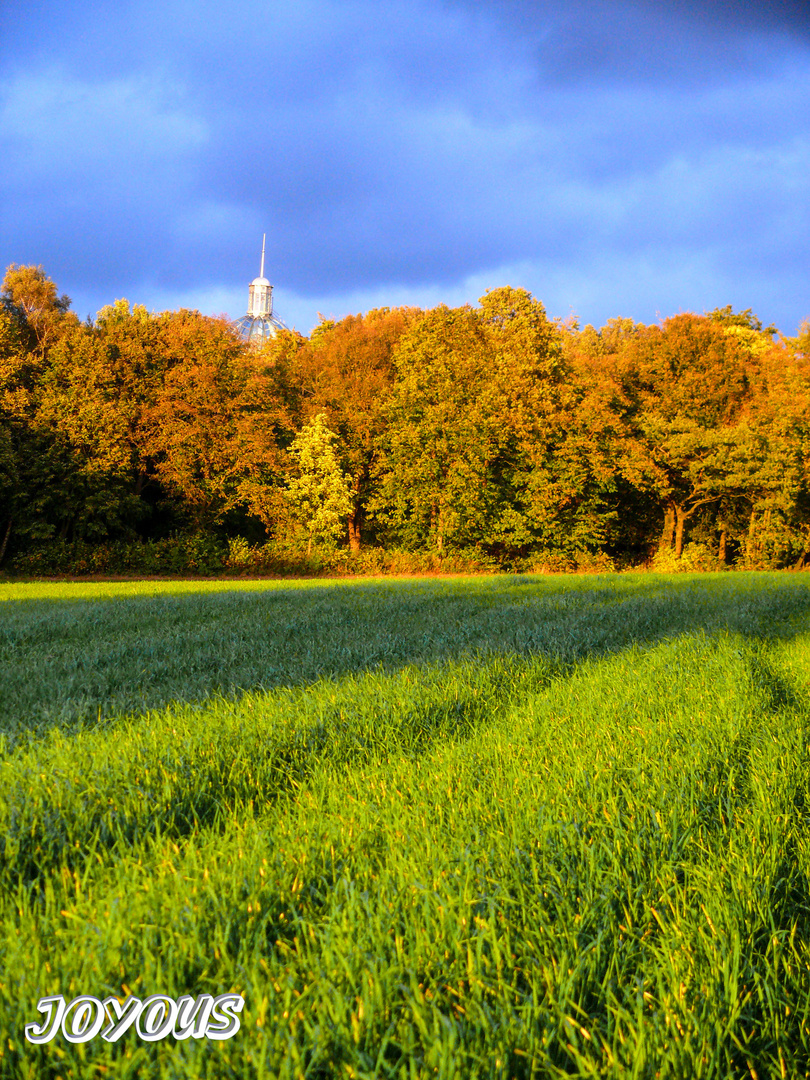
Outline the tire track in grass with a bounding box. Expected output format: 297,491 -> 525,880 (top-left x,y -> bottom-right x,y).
279,630 -> 810,1077
4,573 -> 810,748
0,653 -> 564,895
6,629 -> 810,1077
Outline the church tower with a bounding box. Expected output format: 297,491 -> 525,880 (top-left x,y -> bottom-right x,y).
234,235 -> 288,343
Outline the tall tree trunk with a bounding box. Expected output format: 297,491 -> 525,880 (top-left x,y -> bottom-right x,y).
761,507 -> 772,565
347,471 -> 363,554
746,509 -> 757,564
674,505 -> 687,559
348,508 -> 361,554
718,529 -> 727,564
0,517 -> 12,566
659,505 -> 675,553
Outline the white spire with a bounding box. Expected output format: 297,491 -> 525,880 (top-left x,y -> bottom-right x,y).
247,234 -> 272,317
235,235 -> 289,342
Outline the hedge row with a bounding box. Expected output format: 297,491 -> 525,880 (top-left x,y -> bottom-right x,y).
3,536 -> 742,579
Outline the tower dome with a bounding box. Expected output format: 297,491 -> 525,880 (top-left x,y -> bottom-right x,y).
234,234 -> 289,343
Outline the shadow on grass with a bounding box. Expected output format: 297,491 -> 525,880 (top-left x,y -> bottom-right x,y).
1,572 -> 809,745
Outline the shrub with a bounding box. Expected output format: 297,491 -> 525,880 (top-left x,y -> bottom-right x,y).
649,542 -> 721,573
527,550 -> 616,574
8,536 -> 228,578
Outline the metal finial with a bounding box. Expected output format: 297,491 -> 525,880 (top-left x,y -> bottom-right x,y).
260,234 -> 266,280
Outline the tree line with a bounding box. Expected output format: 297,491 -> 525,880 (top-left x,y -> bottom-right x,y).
2,263 -> 809,573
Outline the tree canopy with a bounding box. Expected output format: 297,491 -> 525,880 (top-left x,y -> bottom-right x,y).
2,262 -> 808,572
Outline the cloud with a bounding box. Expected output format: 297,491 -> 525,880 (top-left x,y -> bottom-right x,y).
2,0 -> 808,336
448,0 -> 810,86
1,69 -> 206,172
0,66 -> 208,284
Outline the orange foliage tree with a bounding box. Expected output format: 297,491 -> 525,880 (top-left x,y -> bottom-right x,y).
288,307 -> 418,551
612,312 -> 765,559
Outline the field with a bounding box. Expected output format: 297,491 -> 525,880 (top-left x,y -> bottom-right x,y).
2,572 -> 810,1079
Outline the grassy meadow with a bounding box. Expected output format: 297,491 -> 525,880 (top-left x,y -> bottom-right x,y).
2,572 -> 810,1078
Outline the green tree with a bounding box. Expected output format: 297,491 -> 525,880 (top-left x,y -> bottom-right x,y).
562,316 -> 664,561
374,289 -> 629,560
285,414 -> 353,556
707,304 -> 777,336
371,304 -> 500,552
476,286 -> 640,558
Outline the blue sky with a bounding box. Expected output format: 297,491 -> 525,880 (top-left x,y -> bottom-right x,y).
2,0 -> 808,335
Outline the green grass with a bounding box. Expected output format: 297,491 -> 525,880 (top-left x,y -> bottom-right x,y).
2,572 -> 810,1078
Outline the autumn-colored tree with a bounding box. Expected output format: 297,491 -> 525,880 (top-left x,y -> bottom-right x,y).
0,269 -> 97,558
289,307 -> 417,551
89,299 -> 175,499
784,318 -> 810,360
138,310 -> 251,528
29,320 -> 145,542
223,330 -> 300,535
0,303 -> 43,561
28,299 -> 180,543
141,310 -> 299,536
1,264 -> 77,356
614,312 -> 766,558
5,258 -> 808,574
733,336 -> 810,567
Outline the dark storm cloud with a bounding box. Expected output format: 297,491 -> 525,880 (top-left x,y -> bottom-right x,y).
653,0 -> 810,36
446,0 -> 810,96
1,0 -> 809,333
